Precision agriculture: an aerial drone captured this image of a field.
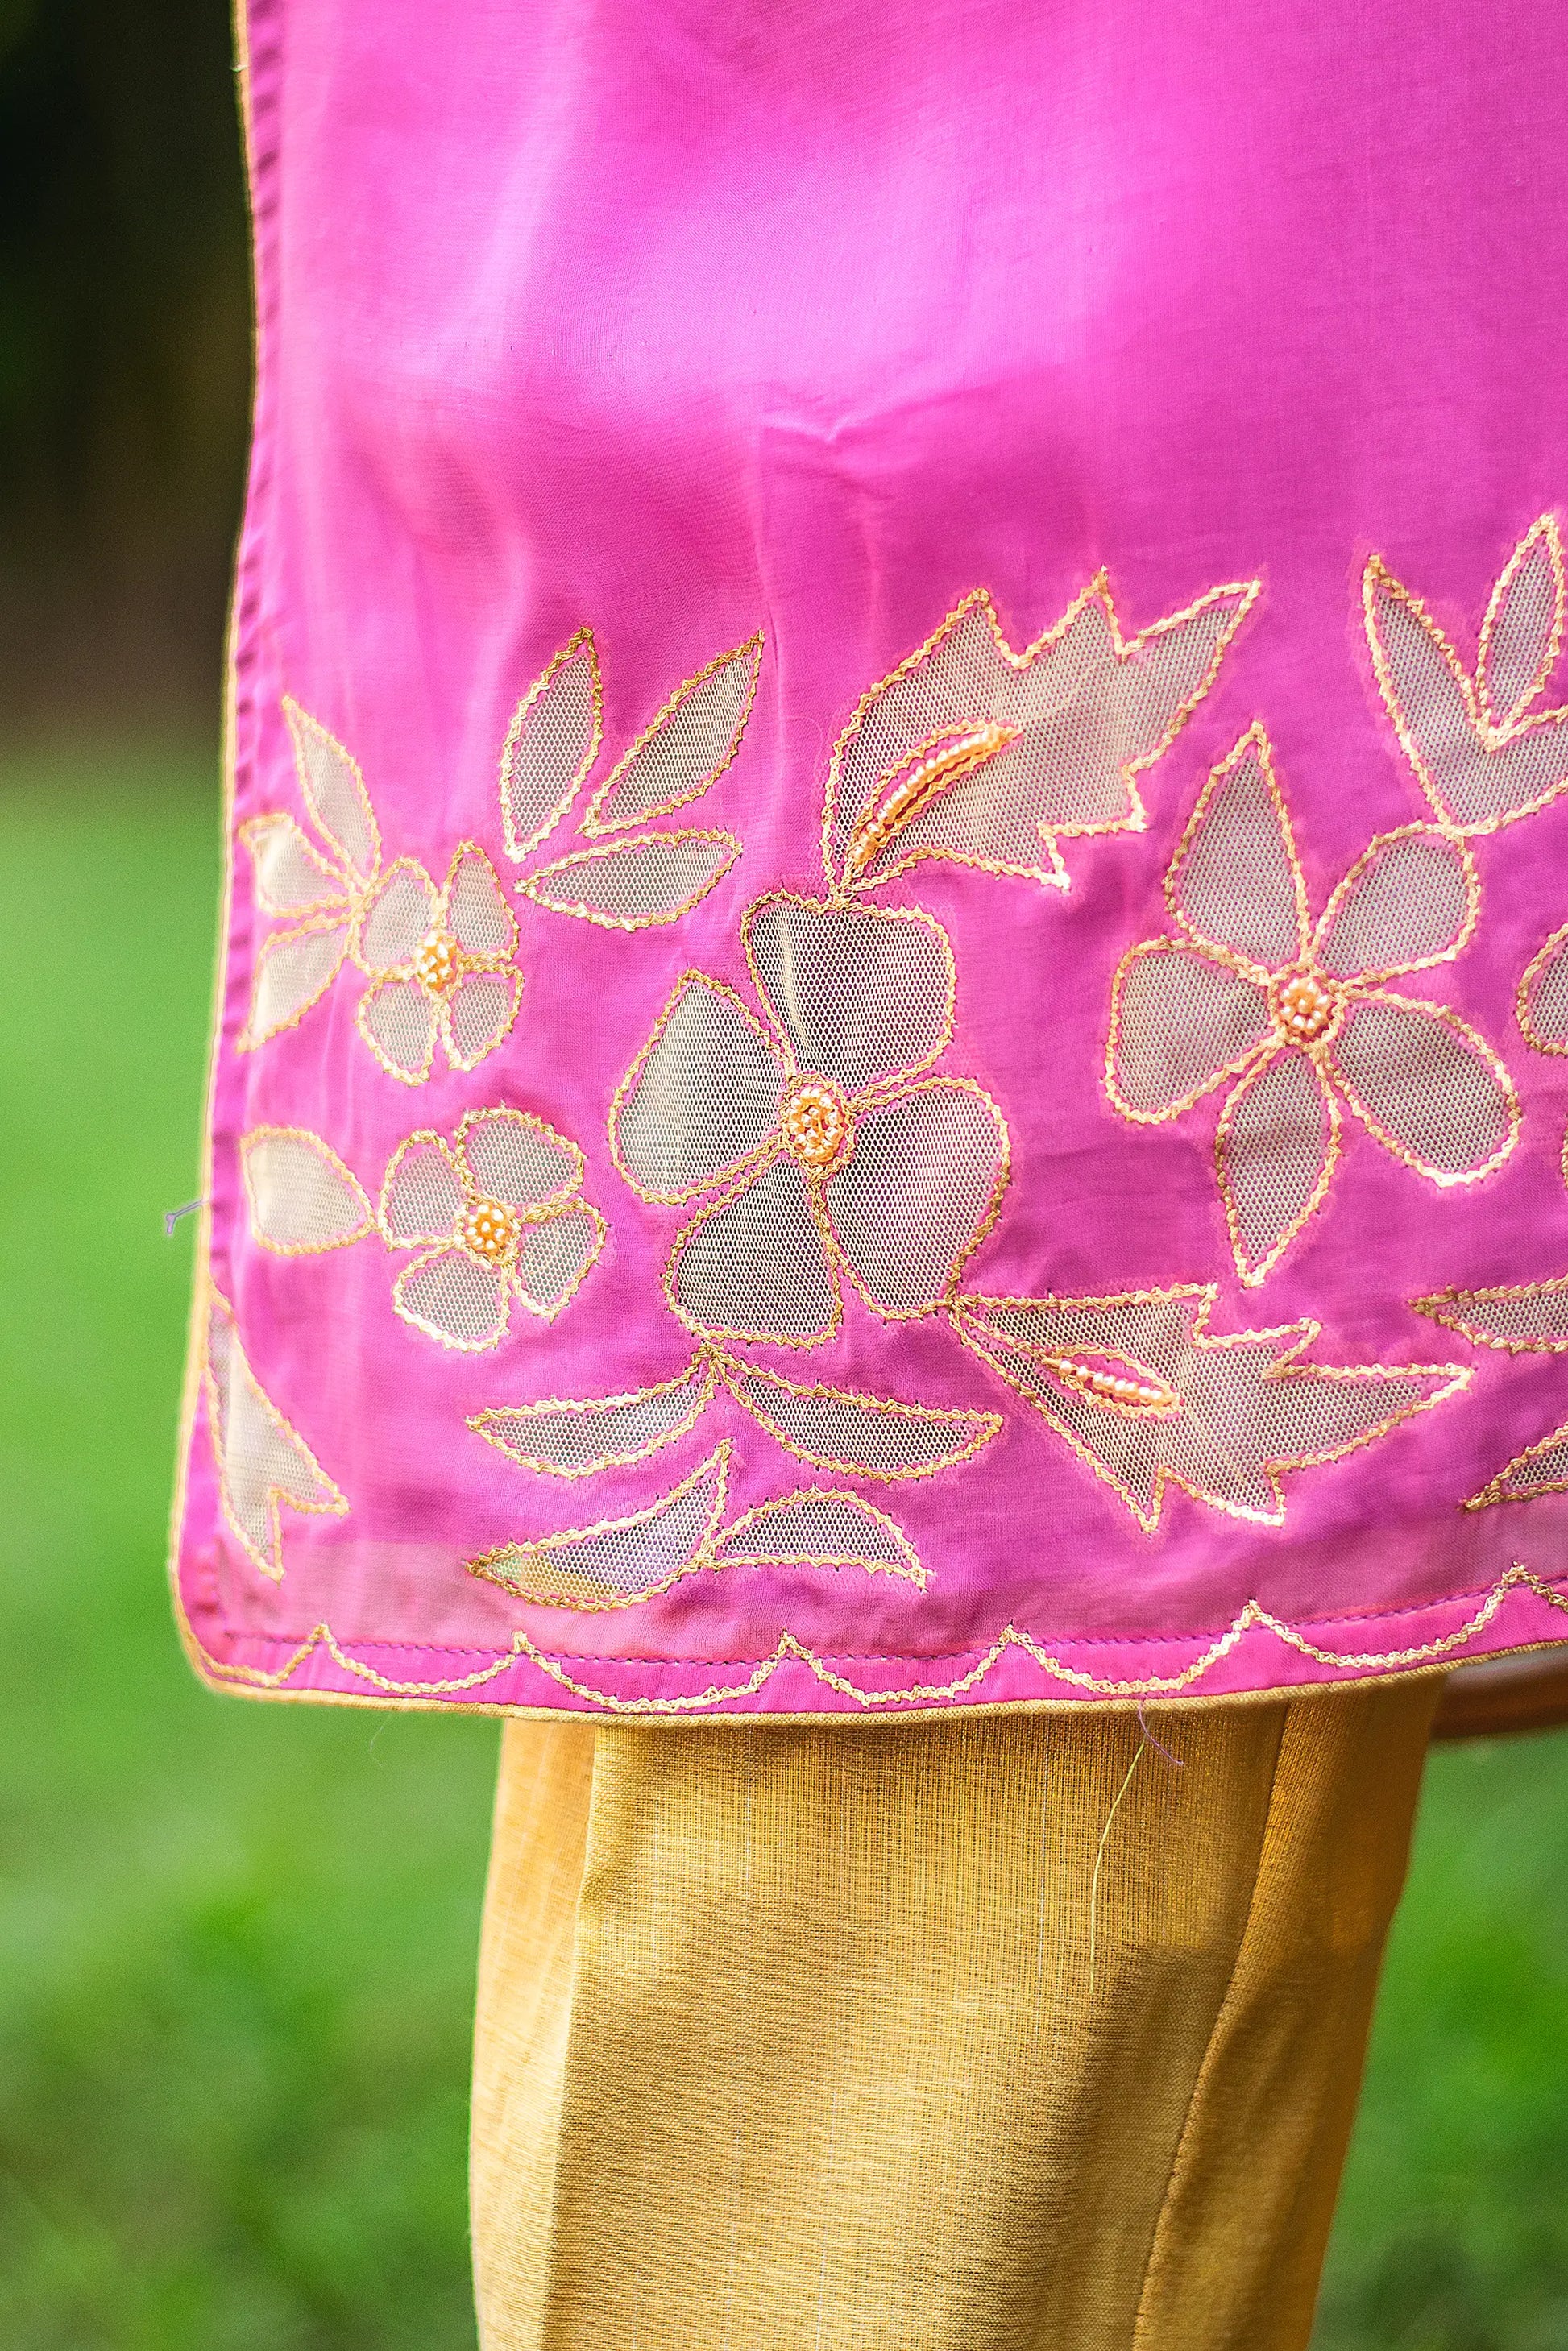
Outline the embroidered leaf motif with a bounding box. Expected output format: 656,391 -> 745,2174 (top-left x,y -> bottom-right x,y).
239,813 -> 348,917
1364,518 -> 1568,832
723,1360 -> 1001,1482
499,629 -> 603,860
520,831 -> 742,929
823,573 -> 1259,896
952,1284 -> 1468,1534
241,1128 -> 374,1254
205,1292 -> 347,1580
583,635 -> 763,835
1412,1274 -> 1568,1354
1466,1422 -> 1568,1510
707,1488 -> 924,1584
466,1445 -> 731,1607
282,697 -> 380,887
242,915 -> 353,1051
471,1362 -> 720,1478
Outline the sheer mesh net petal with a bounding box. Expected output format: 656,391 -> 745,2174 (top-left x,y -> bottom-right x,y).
359,973 -> 439,1079
445,968 -> 521,1068
614,979 -> 786,1198
472,1366 -> 710,1475
500,634 -> 599,858
829,586 -> 1247,881
1523,932 -> 1568,1044
1110,946 -> 1271,1115
243,813 -> 346,915
1481,526 -> 1562,727
469,1451 -> 727,1603
381,1136 -> 466,1244
672,1155 -> 840,1341
462,1109 -> 582,1208
243,1129 -> 371,1250
1331,995 -> 1512,1176
247,919 -> 350,1044
728,1364 -> 994,1478
826,1082 -> 1004,1316
394,1244 -> 512,1348
526,835 -> 737,925
283,699 -> 380,884
512,1207 -> 604,1316
710,1488 -> 919,1577
1417,1278 -> 1568,1350
445,845 -> 517,958
746,898 -> 952,1094
590,637 -> 759,831
358,861 -> 438,971
1168,739 -> 1303,968
1217,1046 -> 1334,1275
206,1300 -> 344,1575
1315,830 -> 1473,979
1370,578 -> 1568,827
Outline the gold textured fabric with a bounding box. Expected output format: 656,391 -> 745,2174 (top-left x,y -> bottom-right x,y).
471,1680 -> 1439,2351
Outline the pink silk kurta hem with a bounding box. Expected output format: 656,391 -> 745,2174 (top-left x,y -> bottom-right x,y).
172,0 -> 1568,1719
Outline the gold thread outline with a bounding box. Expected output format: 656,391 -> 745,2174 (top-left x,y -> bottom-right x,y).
820,1073 -> 1013,1325
717,1354 -> 1002,1485
709,1486 -> 926,1585
1214,1044 -> 1343,1288
1325,988 -> 1521,1188
470,1357 -> 720,1478
1517,922 -> 1568,1055
183,1565 -> 1568,1710
740,889 -> 958,1091
1163,720 -> 1311,968
1478,514 -> 1567,735
237,910 -> 352,1054
1466,1423 -> 1568,1509
237,810 -> 350,918
281,694 -> 381,888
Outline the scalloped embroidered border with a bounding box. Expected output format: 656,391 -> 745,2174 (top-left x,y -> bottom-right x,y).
183,1561 -> 1568,1712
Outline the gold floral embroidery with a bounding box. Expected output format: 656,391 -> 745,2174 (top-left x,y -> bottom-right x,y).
464,1444 -> 927,1610
352,840 -> 522,1084
1517,920 -> 1568,1056
378,1106 -> 605,1350
240,1126 -> 374,1254
469,1342 -> 1002,1483
1105,724 -> 1517,1284
189,1563 -> 1568,1710
203,1288 -> 347,1580
820,571 -> 1259,900
610,893 -> 1008,1349
1363,514 -> 1568,834
952,1282 -> 1470,1533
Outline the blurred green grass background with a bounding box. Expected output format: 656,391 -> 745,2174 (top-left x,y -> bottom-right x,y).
1,748 -> 1566,2348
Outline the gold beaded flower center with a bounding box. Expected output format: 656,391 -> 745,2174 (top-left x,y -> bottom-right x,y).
460,1195 -> 522,1265
414,929 -> 461,997
1269,968 -> 1340,1047
781,1077 -> 852,1173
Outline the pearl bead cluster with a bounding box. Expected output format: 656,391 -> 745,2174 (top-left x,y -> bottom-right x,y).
782,1076 -> 852,1172
1271,968 -> 1338,1046
460,1195 -> 523,1265
414,928 -> 461,997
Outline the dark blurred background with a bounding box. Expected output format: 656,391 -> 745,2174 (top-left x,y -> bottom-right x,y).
1,7 -> 1566,2348
0,0 -> 249,733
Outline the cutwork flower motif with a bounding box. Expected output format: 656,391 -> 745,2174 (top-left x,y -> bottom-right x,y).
610,894 -> 1010,1347
1106,724 -> 1519,1284
378,1108 -> 607,1350
353,840 -> 522,1083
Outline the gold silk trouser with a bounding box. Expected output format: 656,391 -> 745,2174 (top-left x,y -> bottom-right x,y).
470,1677 -> 1440,2351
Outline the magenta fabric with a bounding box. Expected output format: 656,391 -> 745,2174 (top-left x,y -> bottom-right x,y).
173,0 -> 1568,1719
